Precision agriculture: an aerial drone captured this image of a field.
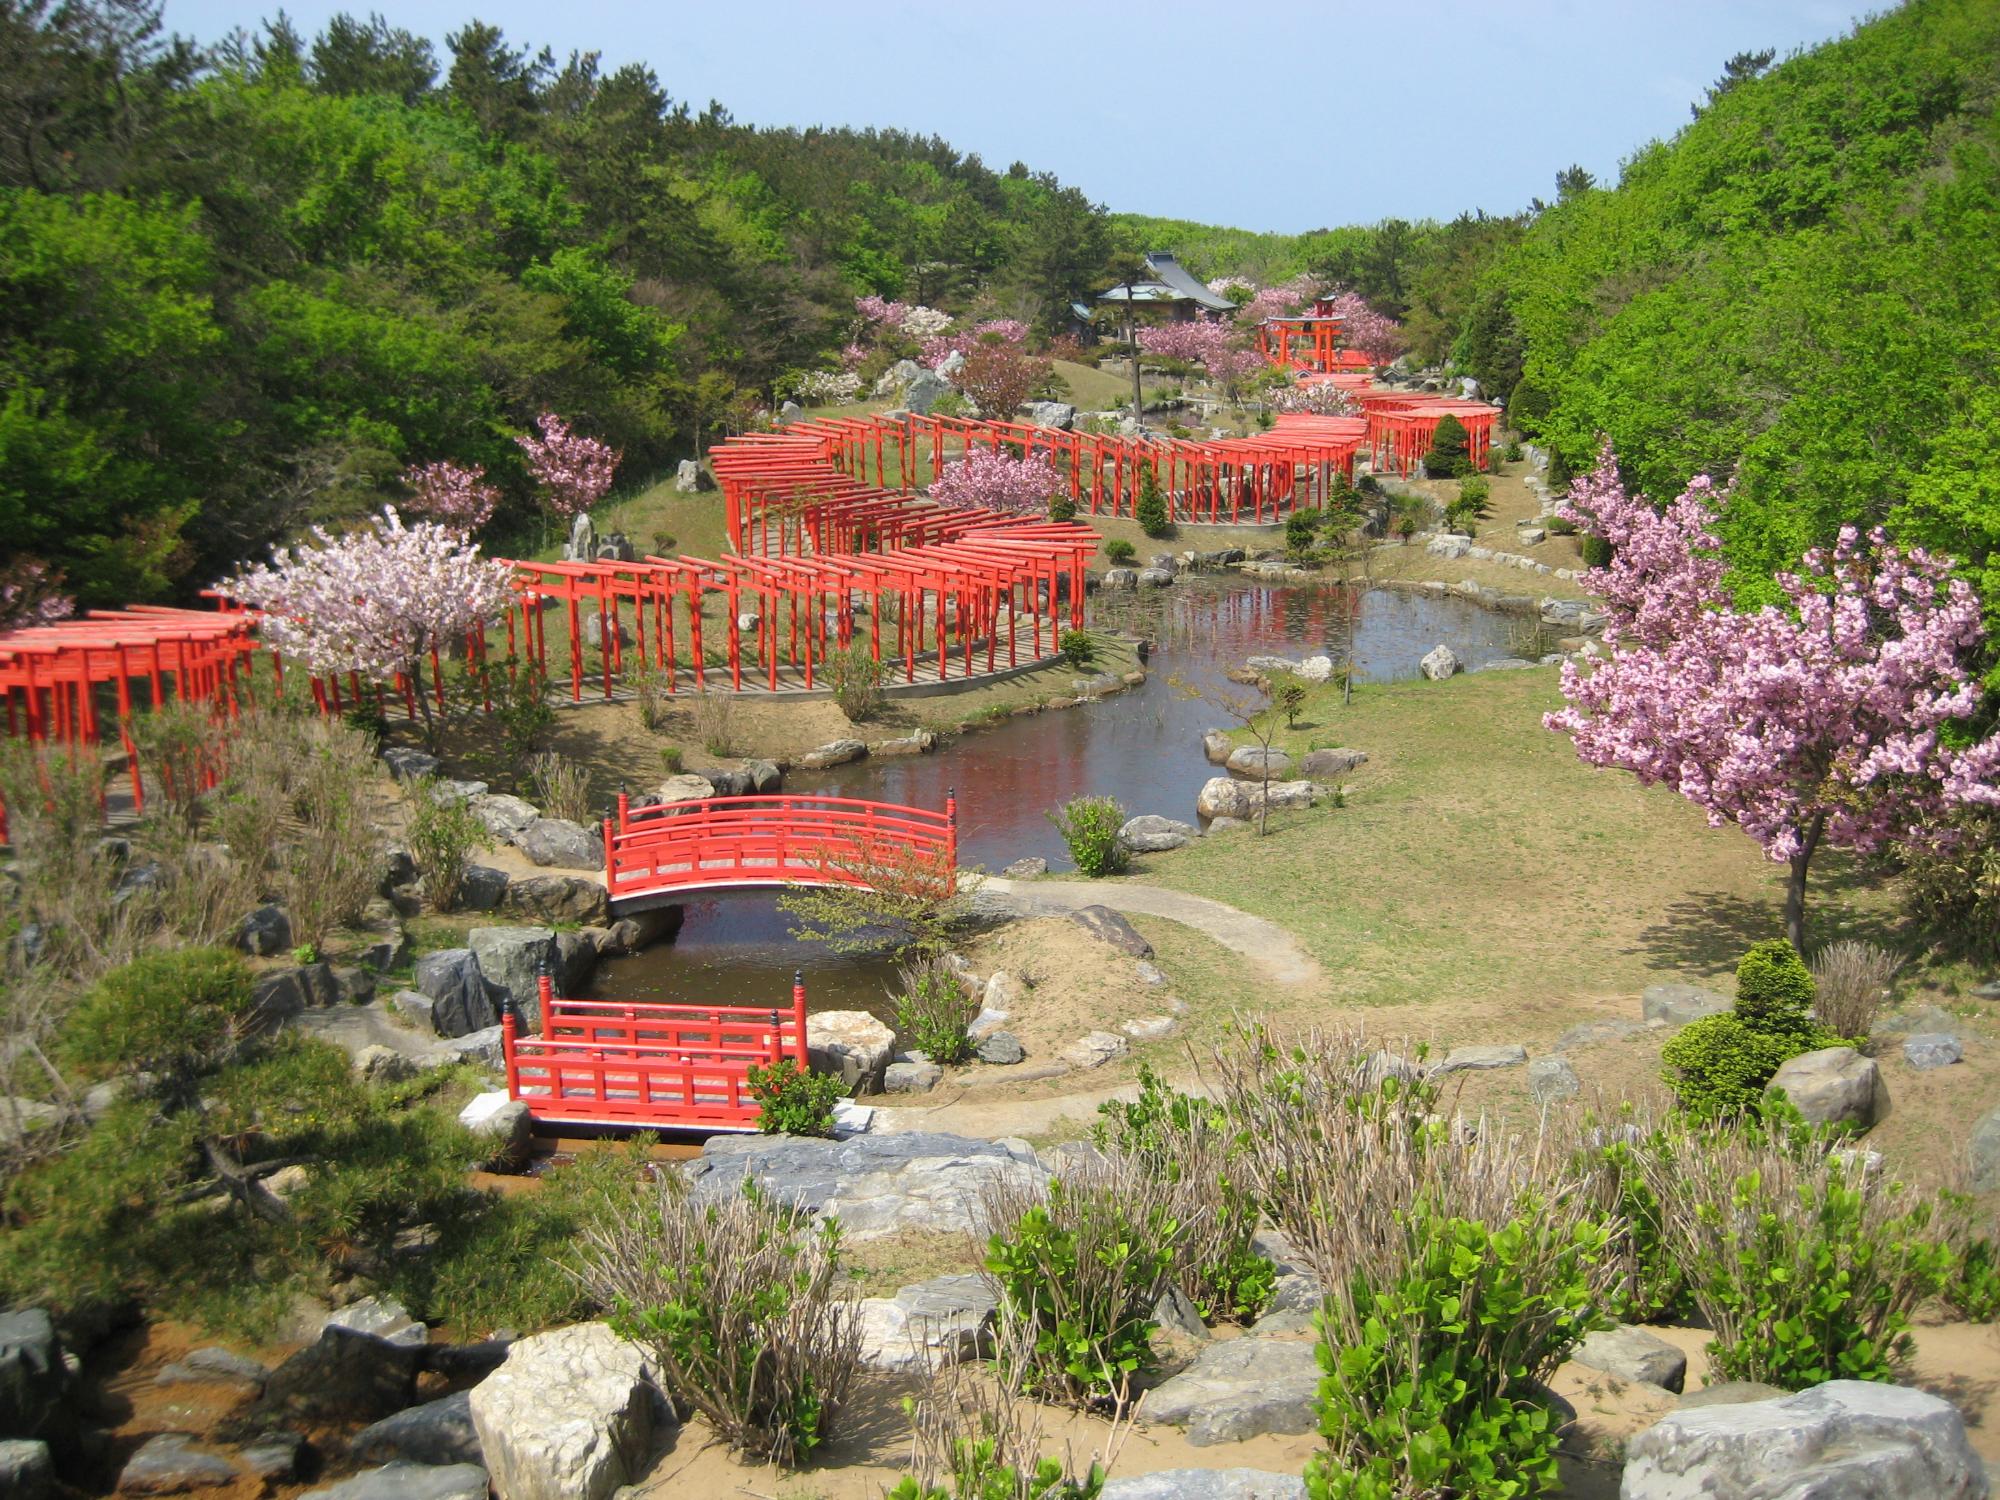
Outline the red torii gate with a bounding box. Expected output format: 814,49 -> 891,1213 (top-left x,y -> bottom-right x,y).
1257,317 -> 1374,374
1356,396 -> 1501,476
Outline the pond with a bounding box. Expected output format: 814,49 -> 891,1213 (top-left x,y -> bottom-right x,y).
590,579 -> 1531,1012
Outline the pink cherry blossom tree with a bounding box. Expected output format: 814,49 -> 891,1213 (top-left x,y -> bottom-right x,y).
403,460 -> 501,533
0,558 -> 76,632
1323,291 -> 1406,367
928,448 -> 1069,515
515,413 -> 620,522
220,507 -> 516,751
1545,441 -> 2000,948
1270,382 -> 1361,416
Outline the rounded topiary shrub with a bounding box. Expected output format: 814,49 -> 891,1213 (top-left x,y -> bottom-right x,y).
1049,496 -> 1077,523
1102,539 -> 1136,563
1421,415 -> 1470,478
1581,534 -> 1612,569
1660,1013 -> 1796,1120
1735,938 -> 1818,1038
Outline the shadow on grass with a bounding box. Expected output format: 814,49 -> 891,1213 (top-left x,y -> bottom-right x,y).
1631,856 -> 1907,975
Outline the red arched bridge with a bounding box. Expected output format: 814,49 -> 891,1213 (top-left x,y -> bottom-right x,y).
601,789 -> 958,905
501,972 -> 810,1132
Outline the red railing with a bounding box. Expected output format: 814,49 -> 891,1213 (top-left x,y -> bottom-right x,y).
602,791 -> 958,902
502,972 -> 810,1131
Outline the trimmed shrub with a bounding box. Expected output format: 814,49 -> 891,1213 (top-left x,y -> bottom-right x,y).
746,1058 -> 848,1137
1734,938 -> 1818,1039
1507,379 -> 1551,438
61,947 -> 255,1092
584,1182 -> 861,1464
1048,795 -> 1127,877
1059,630 -> 1094,668
1660,1014 -> 1798,1121
894,957 -> 979,1065
1580,533 -> 1613,569
1048,496 -> 1077,523
1135,468 -> 1170,537
1421,414 -> 1470,478
1101,539 -> 1136,563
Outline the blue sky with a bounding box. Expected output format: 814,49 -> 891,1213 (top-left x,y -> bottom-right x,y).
164,0 -> 1869,232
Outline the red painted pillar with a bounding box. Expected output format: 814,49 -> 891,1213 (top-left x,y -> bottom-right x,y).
791,970 -> 809,1067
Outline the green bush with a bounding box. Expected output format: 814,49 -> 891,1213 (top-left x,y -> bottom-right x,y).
1306,1197 -> 1605,1500
1507,379 -> 1551,438
408,779 -> 488,913
1580,533 -> 1613,569
983,1162 -> 1182,1406
1588,1132 -> 1692,1323
659,745 -> 684,776
829,645 -> 888,722
1421,414 -> 1470,478
1285,507 -> 1322,556
1101,539 -> 1136,563
61,947 -> 254,1091
1502,441 -> 1524,462
1135,468 -> 1170,537
894,957 -> 979,1065
746,1058 -> 848,1137
1546,515 -> 1579,536
1946,1235 -> 2000,1321
1059,630 -> 1094,668
1660,1014 -> 1799,1121
1546,447 -> 1572,492
1048,496 -> 1077,523
1048,795 -> 1127,877
1734,938 -> 1818,1037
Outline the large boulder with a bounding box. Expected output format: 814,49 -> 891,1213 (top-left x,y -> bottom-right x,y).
1248,779 -> 1318,811
1432,1043 -> 1528,1075
656,773 -> 716,803
685,1132 -> 1046,1239
467,927 -> 560,1023
1419,643 -> 1460,680
1298,747 -> 1366,778
904,369 -> 953,415
0,1311 -> 72,1441
116,1433 -> 237,1494
468,792 -> 539,840
351,1390 -> 483,1468
1902,1033 -> 1962,1070
1101,1472 -> 1306,1500
255,1326 -> 420,1425
413,949 -> 497,1039
1571,1325 -> 1686,1393
1021,400 -> 1076,430
1119,815 -> 1197,853
1766,1047 -> 1884,1128
1197,776 -> 1252,821
1641,983 -> 1730,1027
799,739 -> 867,771
326,1294 -> 427,1349
1621,1379 -> 1986,1499
1202,729 -> 1233,764
1143,1338 -> 1322,1446
468,1323 -> 658,1500
503,875 -> 609,926
236,903 -> 293,957
673,459 -> 714,494
1528,1055 -> 1582,1103
805,1010 -> 895,1091
515,817 -> 601,870
1971,1103 -> 2000,1193
0,1440 -> 53,1500
1069,905 -> 1154,958
854,1274 -> 998,1372
1225,746 -> 1293,779
300,1462 -> 490,1500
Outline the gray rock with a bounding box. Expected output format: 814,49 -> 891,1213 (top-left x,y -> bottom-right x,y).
685,1132 -> 1045,1239
456,864 -> 508,912
443,1027 -> 505,1072
742,758 -> 782,792
1766,1047 -> 1884,1128
1676,1380 -> 1789,1410
1122,1015 -> 1176,1042
856,1274 -> 998,1372
1419,643 -> 1460,680
1621,1379 -> 1986,1499
0,1310 -> 71,1441
382,748 -> 440,783
903,370 -> 952,415
1001,856 -> 1048,877
468,927 -> 560,1025
884,1060 -> 942,1093
1248,779 -> 1319,811
1135,567 -> 1175,588
1971,977 -> 2000,999
1298,747 -> 1367,778
1968,1103 -> 2000,1193
1642,983 -> 1730,1027
1873,1005 -> 1959,1037
806,1010 -> 894,1091
1102,1472 -> 1305,1500
327,1294 -> 428,1349
562,512 -> 596,563
236,903 -> 293,956
976,1032 -> 1026,1065
256,1326 -> 420,1425
674,459 -> 714,494
503,874 -> 609,926
1528,1056 -> 1582,1103
1022,400 -> 1077,430
1573,1325 -> 1686,1393
1225,746 -> 1293,779
1197,776 -> 1252,821
295,959 -> 342,1007
1557,1019 -> 1649,1050
1119,814 -> 1197,853
1144,1338 -> 1322,1445
250,967 -> 308,1025
358,926 -> 411,972
656,773 -> 716,803
594,534 -> 635,565
458,1093 -> 532,1162
515,818 -> 601,871
351,1390 -> 482,1468
1201,729 -> 1233,764
1062,1031 -> 1130,1070
1070,905 -> 1154,958
1432,1043 -> 1528,1075
300,1462 -> 490,1500
236,1435 -> 304,1483
116,1433 -> 237,1493
1101,567 -> 1139,591
799,738 -> 867,770
469,792 -> 539,840
1902,1033 -> 1962,1070
155,1346 -> 269,1389
0,1439 -> 53,1500
1101,1470 -> 1306,1500
412,949 -> 492,1037
468,1323 -> 658,1500
1152,1284 -> 1208,1340
1070,672 -> 1124,699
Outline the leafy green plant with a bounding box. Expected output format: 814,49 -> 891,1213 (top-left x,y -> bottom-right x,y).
746,1058 -> 848,1137
1584,1125 -> 1692,1323
1059,630 -> 1094,668
829,646 -> 888,722
1101,539 -> 1136,564
1421,414 -> 1470,478
1285,507 -> 1322,556
1049,496 -> 1077,523
291,943 -> 318,965
585,1181 -> 860,1464
1650,1128 -> 1955,1388
496,658 -> 555,764
407,779 -> 488,913
1660,1015 -> 1798,1121
1445,475 -> 1491,534
1581,533 -> 1612,569
1048,795 -> 1127,877
982,1158 -> 1184,1407
659,745 -> 684,776
1135,468 -> 1170,538
894,956 -> 979,1065
1734,938 -> 1818,1035
1945,1234 -> 2000,1322
60,947 -> 255,1097
1276,681 -> 1308,728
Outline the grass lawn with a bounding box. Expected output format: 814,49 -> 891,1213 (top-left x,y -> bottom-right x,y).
1124,666 -> 1932,1030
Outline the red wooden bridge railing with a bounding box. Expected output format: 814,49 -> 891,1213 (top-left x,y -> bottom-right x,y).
602,790 -> 957,903
501,971 -> 809,1131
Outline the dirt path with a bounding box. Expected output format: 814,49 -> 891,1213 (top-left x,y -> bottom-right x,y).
976,875 -> 1324,988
